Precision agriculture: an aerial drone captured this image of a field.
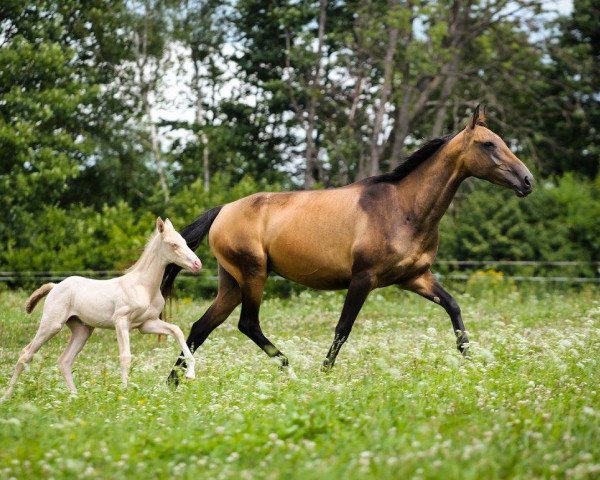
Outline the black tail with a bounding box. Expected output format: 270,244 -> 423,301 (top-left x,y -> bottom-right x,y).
161,205 -> 223,299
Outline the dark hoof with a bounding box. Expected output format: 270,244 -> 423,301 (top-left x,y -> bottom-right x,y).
321,360 -> 333,372
458,342 -> 470,358
278,355 -> 289,368
167,369 -> 181,388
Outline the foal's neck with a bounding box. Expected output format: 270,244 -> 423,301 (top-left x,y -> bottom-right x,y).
396,140 -> 466,230
127,234 -> 167,293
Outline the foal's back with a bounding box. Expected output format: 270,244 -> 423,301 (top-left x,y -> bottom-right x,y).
44,276 -> 121,328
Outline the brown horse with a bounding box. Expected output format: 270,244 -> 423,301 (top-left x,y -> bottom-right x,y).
162,106 -> 533,383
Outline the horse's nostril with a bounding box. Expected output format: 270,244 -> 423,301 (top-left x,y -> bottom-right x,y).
524,176 -> 531,187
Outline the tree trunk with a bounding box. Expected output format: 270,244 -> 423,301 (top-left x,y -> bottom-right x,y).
364,23 -> 399,178
430,57 -> 458,137
304,0 -> 328,189
143,95 -> 169,203
193,60 -> 210,192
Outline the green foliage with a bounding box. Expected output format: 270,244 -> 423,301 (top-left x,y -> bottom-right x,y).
0,0 -> 598,285
2,203 -> 153,273
0,288 -> 599,478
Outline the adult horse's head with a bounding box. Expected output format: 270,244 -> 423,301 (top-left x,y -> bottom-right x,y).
458,105 -> 533,197
156,217 -> 202,273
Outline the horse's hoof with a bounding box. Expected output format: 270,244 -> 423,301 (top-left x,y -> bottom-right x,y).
321,360 -> 333,373
167,370 -> 181,388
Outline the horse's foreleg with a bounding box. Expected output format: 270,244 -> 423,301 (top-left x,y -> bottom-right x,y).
140,319 -> 195,379
403,270 -> 470,355
114,317 -> 132,388
238,278 -> 290,369
322,271 -> 374,371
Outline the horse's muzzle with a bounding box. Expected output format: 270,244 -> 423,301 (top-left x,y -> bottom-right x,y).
514,174 -> 533,197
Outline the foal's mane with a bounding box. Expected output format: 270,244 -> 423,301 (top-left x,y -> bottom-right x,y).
372,133 -> 455,183
125,232 -> 160,273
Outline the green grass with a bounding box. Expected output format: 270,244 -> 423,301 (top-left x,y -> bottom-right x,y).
1,283 -> 599,479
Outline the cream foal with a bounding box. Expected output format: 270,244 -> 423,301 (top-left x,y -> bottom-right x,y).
2,217 -> 201,399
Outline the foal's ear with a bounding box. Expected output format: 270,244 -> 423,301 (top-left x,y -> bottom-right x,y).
156,217 -> 165,234
165,218 -> 174,230
470,103 -> 486,129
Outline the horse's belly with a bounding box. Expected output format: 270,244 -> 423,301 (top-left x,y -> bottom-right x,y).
66,279 -> 119,328
269,254 -> 352,290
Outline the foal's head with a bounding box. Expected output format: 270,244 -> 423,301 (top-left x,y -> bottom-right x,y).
156,218 -> 202,273
457,105 -> 533,197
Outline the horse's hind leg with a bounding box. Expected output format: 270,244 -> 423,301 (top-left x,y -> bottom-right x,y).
2,313 -> 65,399
238,274 -> 290,370
57,317 -> 94,394
168,265 -> 242,385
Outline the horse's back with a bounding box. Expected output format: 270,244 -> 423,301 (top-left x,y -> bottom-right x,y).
209,187 -> 366,288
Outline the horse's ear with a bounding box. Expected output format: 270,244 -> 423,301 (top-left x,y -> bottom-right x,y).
165,218 -> 174,230
470,103 -> 486,129
156,217 -> 165,234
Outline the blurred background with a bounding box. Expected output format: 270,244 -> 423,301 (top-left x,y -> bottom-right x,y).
0,0 -> 598,291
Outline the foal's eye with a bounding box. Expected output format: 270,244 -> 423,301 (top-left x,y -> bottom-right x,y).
483,141 -> 496,149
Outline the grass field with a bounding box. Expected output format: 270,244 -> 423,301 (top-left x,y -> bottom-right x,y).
0,282 -> 599,479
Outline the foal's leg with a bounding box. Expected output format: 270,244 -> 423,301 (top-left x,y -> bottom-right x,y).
114,317 -> 132,388
322,271 -> 374,371
168,265 -> 241,385
238,275 -> 290,369
2,314 -> 64,399
403,270 -> 470,355
139,319 -> 196,379
57,318 -> 93,394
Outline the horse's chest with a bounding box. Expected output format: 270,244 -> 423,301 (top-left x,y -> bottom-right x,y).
375,247 -> 435,286
129,303 -> 162,326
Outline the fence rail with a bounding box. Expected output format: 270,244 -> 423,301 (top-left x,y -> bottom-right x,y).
1,260 -> 599,284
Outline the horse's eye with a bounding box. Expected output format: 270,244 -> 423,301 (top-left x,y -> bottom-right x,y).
483,141 -> 495,149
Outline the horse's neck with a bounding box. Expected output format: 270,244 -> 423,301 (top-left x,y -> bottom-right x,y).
127,235 -> 166,294
396,145 -> 465,230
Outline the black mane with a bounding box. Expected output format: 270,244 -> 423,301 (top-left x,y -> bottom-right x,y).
372,134 -> 455,183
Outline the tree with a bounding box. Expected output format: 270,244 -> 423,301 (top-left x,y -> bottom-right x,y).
532,0 -> 600,177
0,0 -> 138,245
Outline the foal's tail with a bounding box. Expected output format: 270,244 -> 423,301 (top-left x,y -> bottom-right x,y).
161,205 -> 223,299
25,283 -> 55,314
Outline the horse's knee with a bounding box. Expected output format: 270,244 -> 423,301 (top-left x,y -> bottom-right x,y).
18,349 -> 34,365
57,358 -> 69,373
120,354 -> 132,367
170,325 -> 184,338
445,298 -> 461,318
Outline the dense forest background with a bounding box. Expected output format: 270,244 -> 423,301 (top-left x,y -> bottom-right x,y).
0,0 -> 598,284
